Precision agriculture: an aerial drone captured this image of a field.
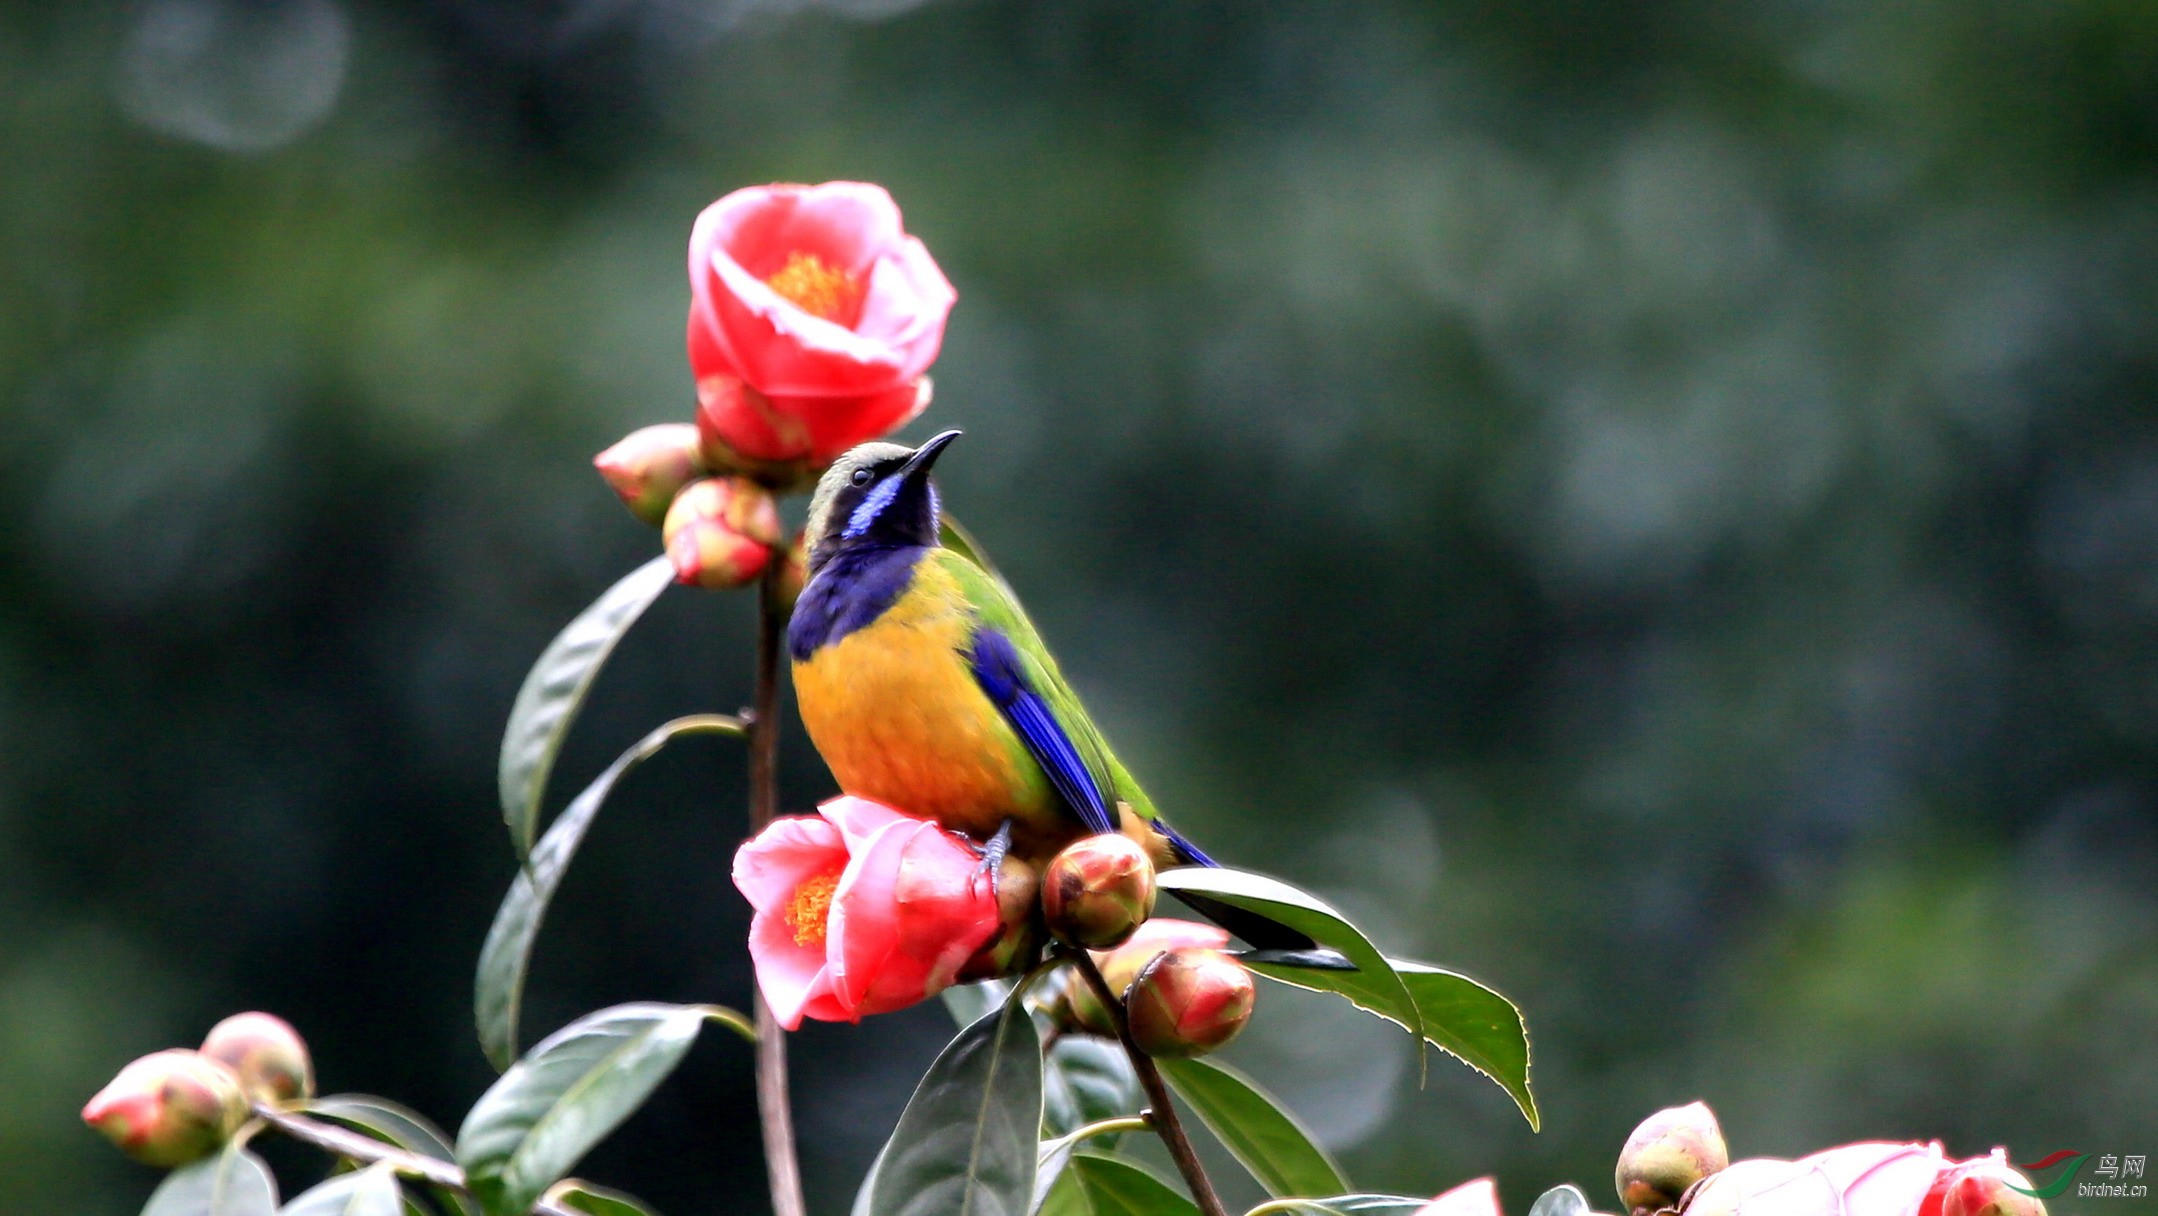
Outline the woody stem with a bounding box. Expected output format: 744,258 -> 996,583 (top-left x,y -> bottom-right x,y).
749,562 -> 806,1216
1069,949 -> 1231,1216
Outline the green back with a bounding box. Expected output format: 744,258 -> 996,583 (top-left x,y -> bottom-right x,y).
931,525 -> 1160,826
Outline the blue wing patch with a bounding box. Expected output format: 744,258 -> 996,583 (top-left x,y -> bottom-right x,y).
968,627 -> 1118,836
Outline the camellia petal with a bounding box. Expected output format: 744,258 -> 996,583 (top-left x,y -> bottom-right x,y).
686,180 -> 955,466
1416,1178 -> 1503,1216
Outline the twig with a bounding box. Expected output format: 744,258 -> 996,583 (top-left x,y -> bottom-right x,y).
1068,950 -> 1231,1216
1037,1113 -> 1154,1165
747,561 -> 807,1216
251,1103 -> 580,1216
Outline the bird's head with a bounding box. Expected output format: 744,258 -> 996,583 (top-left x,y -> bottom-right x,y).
802,429 -> 960,569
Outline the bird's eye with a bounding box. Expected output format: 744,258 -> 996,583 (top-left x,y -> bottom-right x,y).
850,467 -> 875,488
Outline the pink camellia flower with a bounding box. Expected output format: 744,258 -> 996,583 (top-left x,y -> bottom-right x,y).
688,182 -> 956,470
1416,1178 -> 1503,1216
1799,1142 -> 1953,1216
732,795 -> 1000,1029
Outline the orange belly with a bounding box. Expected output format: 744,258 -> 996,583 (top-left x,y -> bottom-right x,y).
791,563 -> 1050,837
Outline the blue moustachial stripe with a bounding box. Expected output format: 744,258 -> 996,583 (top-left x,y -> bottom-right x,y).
787,545 -> 925,660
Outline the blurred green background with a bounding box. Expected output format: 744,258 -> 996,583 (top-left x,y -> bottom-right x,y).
4,0 -> 2156,1212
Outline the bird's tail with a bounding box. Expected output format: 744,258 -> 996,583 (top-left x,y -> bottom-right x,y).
1153,816 -> 1217,867
1151,816 -> 1352,971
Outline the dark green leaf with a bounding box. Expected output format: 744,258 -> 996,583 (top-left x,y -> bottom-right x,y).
867,993 -> 1043,1216
1062,1154 -> 1202,1216
1158,869 -> 1422,1048
476,714 -> 744,1071
1390,960 -> 1537,1130
302,1095 -> 458,1162
280,1163 -> 403,1216
456,1002 -> 716,1216
1156,1056 -> 1348,1198
300,1096 -> 475,1216
498,556 -> 674,857
939,978 -> 1014,1029
1527,1185 -> 1592,1216
1041,1036 -> 1142,1138
849,1142 -> 888,1216
1033,1167 -> 1088,1216
548,1180 -> 662,1216
1291,1197 -> 1432,1215
143,1144 -> 278,1216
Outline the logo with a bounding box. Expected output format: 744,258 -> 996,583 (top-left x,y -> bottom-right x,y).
2012,1151 -> 2147,1200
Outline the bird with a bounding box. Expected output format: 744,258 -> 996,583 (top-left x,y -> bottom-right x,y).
787,429 -> 1212,872
786,430 -> 1349,965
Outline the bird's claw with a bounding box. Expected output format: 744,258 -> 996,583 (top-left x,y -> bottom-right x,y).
970,821 -> 1014,898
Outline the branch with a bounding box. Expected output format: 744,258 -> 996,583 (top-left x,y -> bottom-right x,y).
1068,950 -> 1232,1216
747,562 -> 808,1216
251,1103 -> 580,1216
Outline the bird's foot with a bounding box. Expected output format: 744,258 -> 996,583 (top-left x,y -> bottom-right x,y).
970,821 -> 1014,898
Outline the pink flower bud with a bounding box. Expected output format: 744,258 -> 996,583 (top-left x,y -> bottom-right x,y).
1064,918 -> 1230,1035
200,1012 -> 313,1104
1125,947 -> 1256,1058
1617,1102 -> 1729,1216
662,477 -> 782,590
773,531 -> 809,610
1934,1153 -> 2045,1216
82,1049 -> 249,1167
1043,834 -> 1156,949
594,424 -> 707,527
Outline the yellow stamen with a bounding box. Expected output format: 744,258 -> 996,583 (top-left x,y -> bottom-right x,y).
765,251 -> 864,327
785,872 -> 840,948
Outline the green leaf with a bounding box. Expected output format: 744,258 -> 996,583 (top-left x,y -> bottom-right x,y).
1041,1036 -> 1142,1138
456,1002 -> 720,1216
476,714 -> 744,1071
143,1144 -> 278,1216
940,978 -> 1015,1029
1061,1154 -> 1202,1216
299,1096 -> 475,1216
280,1163 -> 403,1216
1390,960 -> 1537,1130
867,992 -> 1043,1216
1157,869 -> 1422,1048
548,1180 -> 662,1216
302,1095 -> 458,1162
498,556 -> 674,857
1156,1056 -> 1348,1198
1526,1186 -> 1592,1216
1033,1168 -> 1088,1216
1286,1197 -> 1431,1215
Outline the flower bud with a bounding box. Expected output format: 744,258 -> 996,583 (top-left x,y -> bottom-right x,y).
1937,1155 -> 2045,1216
1125,947 -> 1255,1058
662,477 -> 782,589
1618,1102 -> 1729,1216
958,852 -> 1045,983
200,1012 -> 313,1104
595,424 -> 707,527
772,531 -> 809,610
1043,834 -> 1156,949
1065,919 -> 1230,1035
82,1049 -> 249,1167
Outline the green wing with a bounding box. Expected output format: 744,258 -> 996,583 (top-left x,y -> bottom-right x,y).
935,518 -> 1160,827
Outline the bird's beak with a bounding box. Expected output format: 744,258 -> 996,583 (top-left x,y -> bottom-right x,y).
899,429 -> 962,481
